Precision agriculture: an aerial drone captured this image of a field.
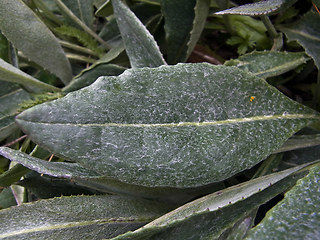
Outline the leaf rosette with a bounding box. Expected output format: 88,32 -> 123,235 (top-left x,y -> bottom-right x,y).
15,63 -> 320,188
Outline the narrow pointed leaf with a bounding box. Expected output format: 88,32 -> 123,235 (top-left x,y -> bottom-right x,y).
0,0 -> 72,84
63,63 -> 126,92
112,163 -> 315,240
246,165 -> 320,240
0,188 -> 16,209
225,51 -> 309,78
0,195 -> 174,239
215,0 -> 297,16
279,11 -> 320,69
0,147 -> 220,203
161,0 -> 210,64
274,133 -> 320,153
15,63 -> 320,188
0,59 -> 61,92
0,81 -> 30,141
111,0 -> 166,68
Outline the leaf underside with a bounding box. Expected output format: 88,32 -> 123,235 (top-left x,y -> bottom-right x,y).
15,63 -> 319,188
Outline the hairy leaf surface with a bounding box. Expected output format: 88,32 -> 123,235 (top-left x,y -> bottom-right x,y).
246,165 -> 320,240
111,163 -> 315,240
0,0 -> 72,84
111,0 -> 166,68
16,63 -> 320,188
215,0 -> 297,16
0,195 -> 173,239
225,51 -> 309,78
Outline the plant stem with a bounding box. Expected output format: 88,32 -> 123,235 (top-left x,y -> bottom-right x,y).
261,15 -> 282,51
53,0 -> 111,50
66,53 -> 96,63
59,40 -> 99,57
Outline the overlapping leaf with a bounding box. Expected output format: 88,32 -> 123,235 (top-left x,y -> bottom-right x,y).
225,51 -> 309,78
0,81 -> 30,141
161,0 -> 210,64
0,194 -> 174,239
215,0 -> 297,16
15,63 -> 320,188
111,163 -> 316,240
0,0 -> 72,84
279,11 -> 320,69
245,165 -> 320,240
111,0 -> 166,68
62,0 -> 94,28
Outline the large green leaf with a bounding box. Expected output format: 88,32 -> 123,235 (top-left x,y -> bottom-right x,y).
245,165 -> 320,239
215,0 -> 297,16
225,51 -> 309,78
0,194 -> 174,239
0,81 -> 30,141
0,147 -> 222,203
0,0 -> 72,84
111,163 -> 315,240
279,11 -> 320,69
0,59 -> 60,92
15,63 -> 320,188
161,0 -> 210,64
111,0 -> 166,68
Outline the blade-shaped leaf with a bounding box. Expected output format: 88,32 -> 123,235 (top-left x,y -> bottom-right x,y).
111,163 -> 316,240
161,0 -> 210,64
224,51 -> 309,78
0,187 -> 16,209
63,63 -> 126,92
0,81 -> 30,141
111,0 -> 166,68
279,11 -> 320,69
15,63 -> 320,188
0,59 -> 60,92
0,194 -> 174,239
215,0 -> 297,16
0,0 -> 72,84
245,165 -> 320,240
0,147 -> 222,203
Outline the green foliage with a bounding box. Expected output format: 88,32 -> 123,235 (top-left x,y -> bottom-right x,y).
0,0 -> 320,239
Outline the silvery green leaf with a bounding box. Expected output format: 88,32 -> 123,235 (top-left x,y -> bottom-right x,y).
111,0 -> 166,68
15,63 -> 320,188
215,0 -> 297,16
0,0 -> 72,84
112,163 -> 315,240
245,165 -> 320,240
225,51 -> 309,78
0,194 -> 174,239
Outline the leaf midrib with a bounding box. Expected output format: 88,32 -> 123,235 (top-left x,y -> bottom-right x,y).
18,114 -> 320,127
0,217 -> 149,238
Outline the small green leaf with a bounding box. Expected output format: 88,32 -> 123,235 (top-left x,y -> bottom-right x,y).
111,0 -> 166,68
112,163 -> 315,240
215,0 -> 298,16
279,11 -> 320,69
225,51 -> 309,78
0,188 -> 16,209
161,0 -> 210,64
15,63 -> 320,188
63,63 -> 126,92
0,194 -> 174,239
245,165 -> 320,240
0,0 -> 72,84
95,0 -> 113,17
0,59 -> 60,93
